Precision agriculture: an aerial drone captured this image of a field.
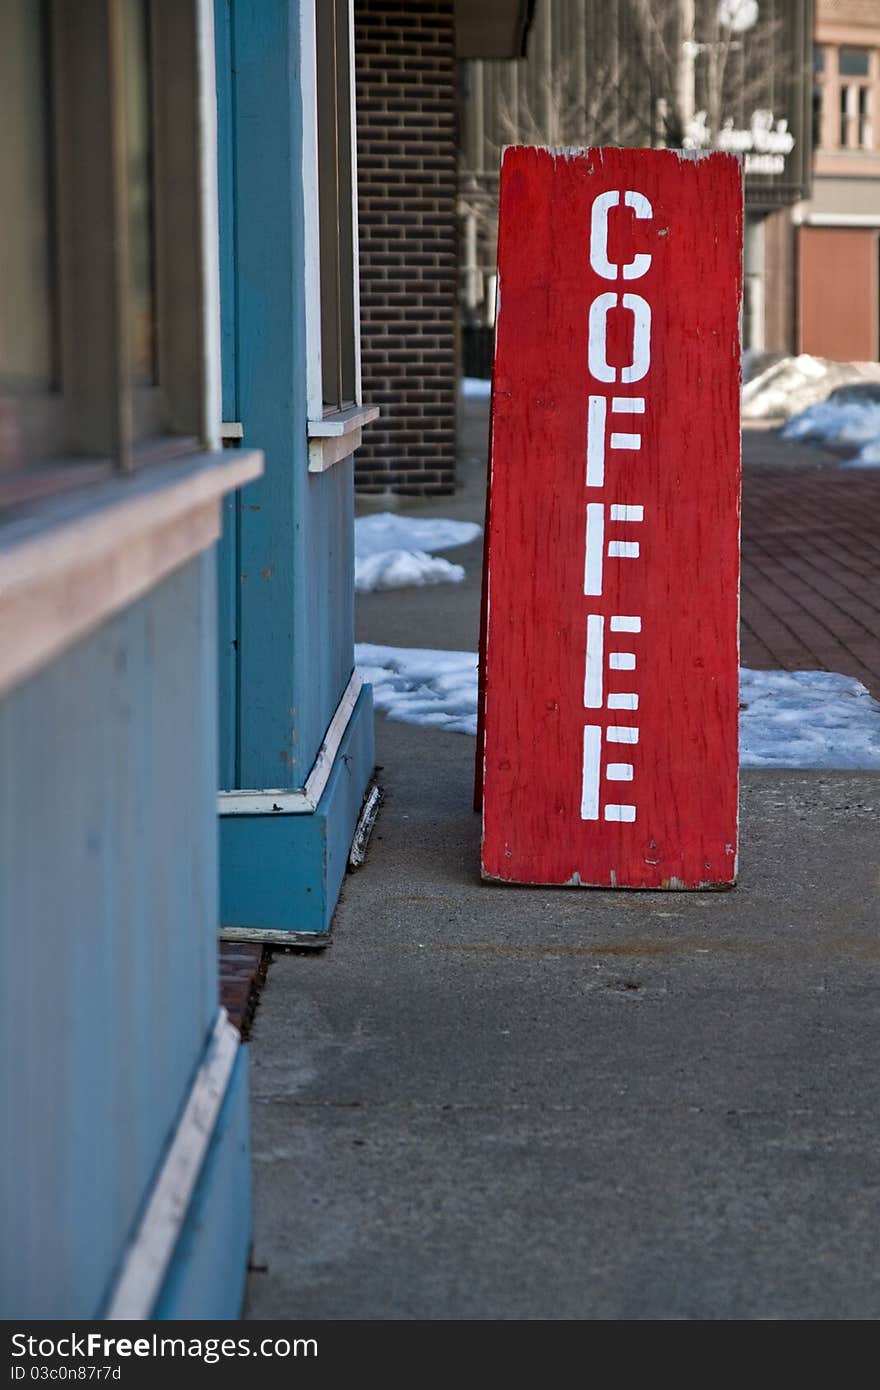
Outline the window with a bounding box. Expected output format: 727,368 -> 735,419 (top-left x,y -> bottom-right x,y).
302,0 -> 377,470
316,0 -> 356,415
0,0 -> 206,511
813,46 -> 825,149
839,47 -> 870,79
0,1 -> 55,397
839,48 -> 873,150
123,0 -> 158,388
816,43 -> 877,154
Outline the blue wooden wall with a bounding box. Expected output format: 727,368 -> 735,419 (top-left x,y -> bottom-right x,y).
214,0 -> 374,937
0,554 -> 248,1318
215,0 -> 356,792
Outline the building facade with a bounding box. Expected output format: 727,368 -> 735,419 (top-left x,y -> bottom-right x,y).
1,0 -> 532,1318
0,0 -> 371,1316
353,0 -> 533,494
214,0 -> 376,942
794,0 -> 880,360
459,0 -> 814,359
0,0 -> 261,1317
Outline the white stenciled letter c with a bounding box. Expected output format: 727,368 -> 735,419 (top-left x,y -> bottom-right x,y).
589,189 -> 653,281
589,191 -> 620,281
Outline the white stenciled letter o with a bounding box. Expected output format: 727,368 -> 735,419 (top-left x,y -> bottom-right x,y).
588,292 -> 652,384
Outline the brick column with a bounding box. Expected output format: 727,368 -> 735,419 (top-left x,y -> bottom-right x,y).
354,0 -> 457,494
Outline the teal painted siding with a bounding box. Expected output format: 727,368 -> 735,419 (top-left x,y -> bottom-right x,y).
151,1045 -> 251,1320
220,683 -> 374,935
216,0 -> 241,794
215,0 -> 356,794
0,556 -> 232,1318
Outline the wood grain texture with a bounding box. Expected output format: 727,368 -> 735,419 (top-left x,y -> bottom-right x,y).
481,147 -> 742,889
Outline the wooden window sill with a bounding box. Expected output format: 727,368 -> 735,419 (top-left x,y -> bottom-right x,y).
307,404 -> 380,472
0,448 -> 263,697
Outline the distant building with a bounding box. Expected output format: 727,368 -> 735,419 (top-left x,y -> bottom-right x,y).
354,0 -> 533,494
459,0 -> 815,362
794,0 -> 880,359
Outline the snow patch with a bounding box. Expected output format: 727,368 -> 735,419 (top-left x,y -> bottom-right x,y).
781,396 -> 880,467
739,669 -> 880,769
354,513 -> 482,594
853,438 -> 880,466
356,643 -> 478,734
356,550 -> 466,593
461,376 -> 492,399
355,514 -> 482,559
357,644 -> 880,768
742,353 -> 880,422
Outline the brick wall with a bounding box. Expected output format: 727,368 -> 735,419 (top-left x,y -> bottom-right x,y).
354,0 -> 458,494
818,0 -> 880,25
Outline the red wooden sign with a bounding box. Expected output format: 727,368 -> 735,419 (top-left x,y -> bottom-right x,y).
479,147 -> 742,889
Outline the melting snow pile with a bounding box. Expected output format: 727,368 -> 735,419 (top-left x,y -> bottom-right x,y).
356,644 -> 880,768
781,392 -> 880,467
356,644 -> 479,734
739,669 -> 880,768
742,353 -> 880,423
461,376 -> 492,400
354,513 -> 482,594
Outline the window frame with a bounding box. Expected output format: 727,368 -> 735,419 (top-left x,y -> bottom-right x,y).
0,0 -> 208,512
299,0 -> 377,473
0,0 -> 263,698
814,41 -> 878,156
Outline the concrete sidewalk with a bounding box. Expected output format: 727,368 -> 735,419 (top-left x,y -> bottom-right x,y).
243,412 -> 880,1321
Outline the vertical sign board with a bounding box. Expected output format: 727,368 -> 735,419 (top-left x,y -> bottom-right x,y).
480,148 -> 742,889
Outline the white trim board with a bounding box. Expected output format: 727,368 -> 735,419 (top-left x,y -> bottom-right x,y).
349,784 -> 381,868
0,450 -> 263,699
794,212 -> 880,228
300,0 -> 367,439
307,403 -> 379,436
105,1010 -> 241,1320
219,927 -> 329,947
218,669 -> 363,815
307,404 -> 379,473
197,0 -> 223,452
299,0 -> 323,423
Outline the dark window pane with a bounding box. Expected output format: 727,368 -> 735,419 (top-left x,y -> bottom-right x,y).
812,84 -> 823,148
839,47 -> 869,77
123,0 -> 157,386
0,0 -> 54,392
840,87 -> 849,145
334,0 -> 356,410
813,45 -> 825,73
316,0 -> 356,414
317,0 -> 342,412
858,86 -> 872,147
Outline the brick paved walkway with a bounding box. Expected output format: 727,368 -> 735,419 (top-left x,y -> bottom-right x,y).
219,943 -> 266,1037
741,428 -> 880,698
